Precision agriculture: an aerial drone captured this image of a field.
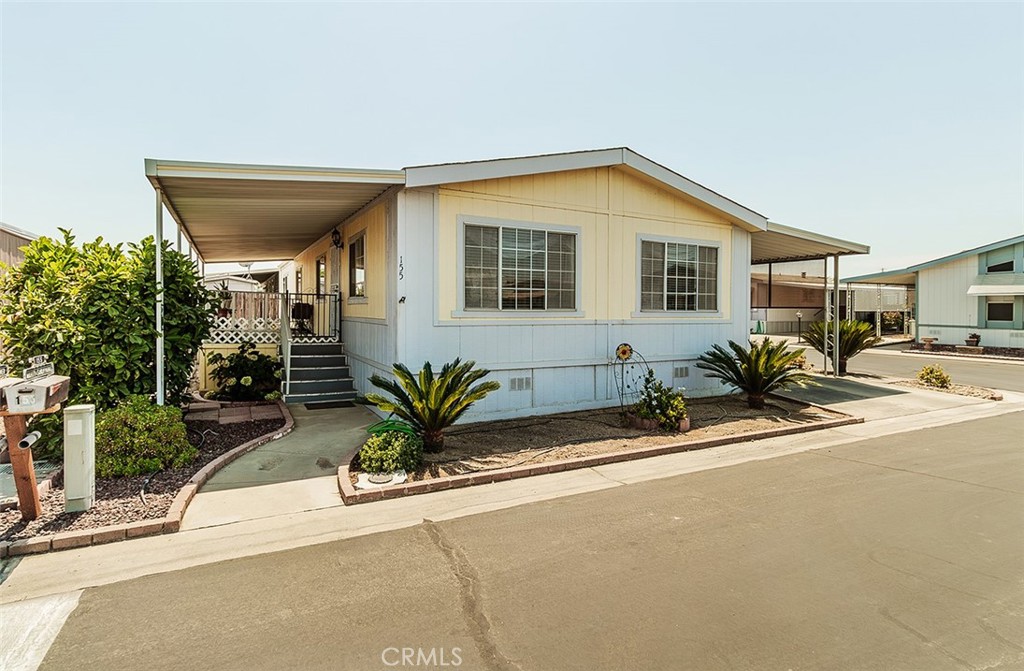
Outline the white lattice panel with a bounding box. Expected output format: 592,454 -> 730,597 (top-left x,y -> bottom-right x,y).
205,316 -> 281,345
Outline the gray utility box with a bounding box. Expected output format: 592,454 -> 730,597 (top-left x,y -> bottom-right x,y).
64,404 -> 96,512
0,377 -> 25,412
3,376 -> 71,414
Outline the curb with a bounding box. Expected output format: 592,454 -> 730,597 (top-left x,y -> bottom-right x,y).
337,411 -> 864,505
0,400 -> 295,557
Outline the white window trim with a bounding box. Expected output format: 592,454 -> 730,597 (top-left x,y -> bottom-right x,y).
633,233 -> 723,318
454,215 -> 584,318
348,230 -> 368,304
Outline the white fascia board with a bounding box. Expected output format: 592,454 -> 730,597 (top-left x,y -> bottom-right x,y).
145,158 -> 406,185
403,148 -> 626,188
766,221 -> 870,255
623,150 -> 769,232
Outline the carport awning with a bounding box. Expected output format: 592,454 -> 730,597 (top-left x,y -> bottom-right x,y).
751,221 -> 869,264
146,159 -> 406,263
967,285 -> 1024,296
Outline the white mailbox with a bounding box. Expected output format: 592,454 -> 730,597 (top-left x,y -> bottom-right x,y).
4,375 -> 71,414
64,404 -> 95,512
0,376 -> 25,412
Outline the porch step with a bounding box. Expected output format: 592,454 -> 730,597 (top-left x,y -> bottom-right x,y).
289,365 -> 350,381
287,378 -> 355,395
289,342 -> 345,356
290,354 -> 347,368
283,390 -> 358,405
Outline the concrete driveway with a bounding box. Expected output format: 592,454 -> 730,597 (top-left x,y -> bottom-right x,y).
32,411 -> 1024,671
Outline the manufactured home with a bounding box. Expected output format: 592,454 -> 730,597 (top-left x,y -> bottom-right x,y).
844,235 -> 1024,349
0,221 -> 37,271
146,149 -> 868,417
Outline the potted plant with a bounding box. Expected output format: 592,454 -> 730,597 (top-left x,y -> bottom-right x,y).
216,280 -> 233,318
626,370 -> 689,432
964,332 -> 981,347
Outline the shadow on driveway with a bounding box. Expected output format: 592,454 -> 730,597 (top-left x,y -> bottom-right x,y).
778,375 -> 908,406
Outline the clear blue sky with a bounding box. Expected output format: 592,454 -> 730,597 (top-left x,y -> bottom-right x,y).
2,2 -> 1021,276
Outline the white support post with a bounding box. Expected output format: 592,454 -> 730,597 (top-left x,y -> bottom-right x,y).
823,257 -> 829,374
156,188 -> 165,406
176,224 -> 182,252
833,254 -> 841,377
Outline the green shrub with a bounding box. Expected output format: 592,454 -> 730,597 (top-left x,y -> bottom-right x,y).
917,364 -> 952,389
207,341 -> 282,401
0,230 -> 213,458
357,358 -> 500,452
696,339 -> 816,409
357,430 -> 423,473
632,369 -> 687,430
95,396 -> 197,477
802,320 -> 882,375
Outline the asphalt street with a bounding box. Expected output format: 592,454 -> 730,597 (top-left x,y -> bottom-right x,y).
844,346 -> 1024,393
37,411 -> 1024,671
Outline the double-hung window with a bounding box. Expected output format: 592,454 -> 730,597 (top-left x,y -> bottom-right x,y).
464,222 -> 577,311
640,239 -> 718,312
349,234 -> 366,298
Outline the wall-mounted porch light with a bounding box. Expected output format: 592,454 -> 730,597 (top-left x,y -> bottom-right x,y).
331,228 -> 343,249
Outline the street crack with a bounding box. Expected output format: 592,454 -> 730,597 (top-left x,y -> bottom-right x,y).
422,519 -> 521,671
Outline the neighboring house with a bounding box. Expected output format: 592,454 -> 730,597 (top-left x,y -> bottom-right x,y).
751,259 -> 912,335
844,235 -> 1024,348
0,221 -> 38,270
202,272 -> 264,293
147,148 -> 867,416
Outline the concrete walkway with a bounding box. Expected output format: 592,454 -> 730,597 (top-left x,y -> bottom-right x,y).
2,377 -> 1022,605
181,404 -> 376,529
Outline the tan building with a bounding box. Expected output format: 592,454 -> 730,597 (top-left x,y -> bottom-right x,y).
0,221 -> 37,270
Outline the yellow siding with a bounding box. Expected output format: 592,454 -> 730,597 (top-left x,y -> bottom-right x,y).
438,167 -> 734,321
197,343 -> 279,392
292,200 -> 388,321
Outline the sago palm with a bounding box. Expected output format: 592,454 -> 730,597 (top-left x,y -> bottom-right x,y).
802,320 -> 881,375
696,339 -> 815,409
359,358 -> 500,452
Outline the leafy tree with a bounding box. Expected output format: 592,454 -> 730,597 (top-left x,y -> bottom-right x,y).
358,358 -> 500,452
802,320 -> 882,375
696,339 -> 815,409
0,230 -> 214,458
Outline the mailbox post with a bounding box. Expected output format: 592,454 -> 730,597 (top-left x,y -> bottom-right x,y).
1,357 -> 71,521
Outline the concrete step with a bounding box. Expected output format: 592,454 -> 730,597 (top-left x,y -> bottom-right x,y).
283,390 -> 358,405
286,378 -> 355,394
288,365 -> 350,381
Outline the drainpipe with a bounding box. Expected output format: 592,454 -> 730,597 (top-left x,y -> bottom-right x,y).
155,188 -> 165,406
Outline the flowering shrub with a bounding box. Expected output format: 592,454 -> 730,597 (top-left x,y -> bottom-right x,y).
631,370 -> 687,430
207,341 -> 282,401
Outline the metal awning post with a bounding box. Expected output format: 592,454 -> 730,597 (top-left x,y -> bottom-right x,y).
155,188 -> 165,405
833,254 -> 840,376
176,224 -> 182,252
823,257 -> 829,373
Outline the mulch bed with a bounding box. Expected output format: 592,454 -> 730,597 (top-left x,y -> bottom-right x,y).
351,395 -> 847,483
0,417 -> 285,542
908,343 -> 1024,359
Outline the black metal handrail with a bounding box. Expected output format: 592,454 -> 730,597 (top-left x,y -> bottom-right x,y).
285,291 -> 341,341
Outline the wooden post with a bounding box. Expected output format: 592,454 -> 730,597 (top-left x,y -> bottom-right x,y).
3,413 -> 40,521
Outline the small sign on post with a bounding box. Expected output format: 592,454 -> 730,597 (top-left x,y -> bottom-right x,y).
1,355 -> 71,521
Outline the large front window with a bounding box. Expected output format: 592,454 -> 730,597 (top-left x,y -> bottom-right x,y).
464,223 -> 576,311
640,240 -> 718,311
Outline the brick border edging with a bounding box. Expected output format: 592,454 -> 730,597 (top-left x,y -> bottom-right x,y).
336,411 -> 864,505
0,400 -> 295,558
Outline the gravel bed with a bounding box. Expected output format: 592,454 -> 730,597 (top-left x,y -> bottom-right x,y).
0,418 -> 285,542
889,379 -> 1002,401
351,396 -> 847,482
